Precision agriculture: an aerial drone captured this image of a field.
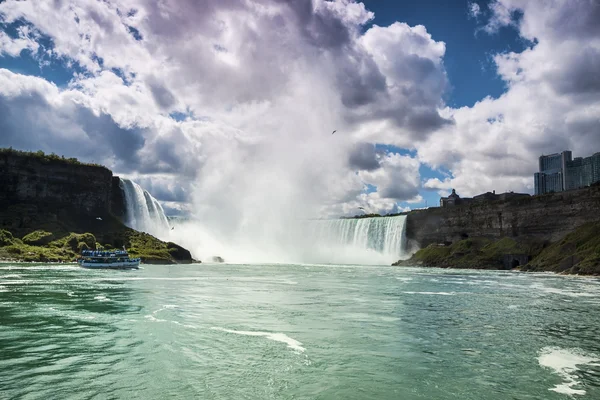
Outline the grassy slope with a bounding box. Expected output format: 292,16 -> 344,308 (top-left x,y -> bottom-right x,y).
0,228 -> 190,264
397,223 -> 600,274
522,222 -> 600,274
0,205 -> 193,264
404,237 -> 531,269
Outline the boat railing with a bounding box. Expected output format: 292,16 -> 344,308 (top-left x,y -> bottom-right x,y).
81,250 -> 130,257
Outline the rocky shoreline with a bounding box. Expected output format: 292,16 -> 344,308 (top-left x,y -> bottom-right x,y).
393,221 -> 600,275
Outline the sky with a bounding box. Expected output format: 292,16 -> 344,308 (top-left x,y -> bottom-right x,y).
0,0 -> 599,220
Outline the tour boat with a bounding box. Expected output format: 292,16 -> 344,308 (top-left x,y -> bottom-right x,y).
77,249 -> 140,269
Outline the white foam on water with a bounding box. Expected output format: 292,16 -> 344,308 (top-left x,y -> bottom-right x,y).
94,295 -> 110,302
1,274 -> 22,279
152,305 -> 178,316
1,279 -> 34,285
538,347 -> 600,396
0,285 -> 7,292
211,327 -> 305,353
145,314 -> 168,323
0,265 -> 79,271
402,291 -> 456,296
379,316 -> 401,322
540,287 -> 598,298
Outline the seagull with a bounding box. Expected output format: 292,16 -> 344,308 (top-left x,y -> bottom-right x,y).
331,130 -> 337,135
358,207 -> 365,210
171,226 -> 175,230
96,217 -> 102,221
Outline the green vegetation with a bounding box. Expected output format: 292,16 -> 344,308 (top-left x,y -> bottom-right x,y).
0,225 -> 192,264
22,230 -> 54,246
523,222 -> 600,274
0,230 -> 15,246
342,213 -> 382,219
396,226 -> 600,275
0,207 -> 193,264
0,147 -> 106,169
398,237 -> 537,270
124,231 -> 185,263
0,232 -> 93,263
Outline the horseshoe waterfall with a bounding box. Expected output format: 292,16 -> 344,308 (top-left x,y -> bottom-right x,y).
303,215 -> 408,265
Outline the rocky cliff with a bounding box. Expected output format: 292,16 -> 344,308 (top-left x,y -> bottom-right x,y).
396,185 -> 600,274
405,185 -> 600,249
110,176 -> 127,221
0,149 -> 193,264
0,150 -> 113,216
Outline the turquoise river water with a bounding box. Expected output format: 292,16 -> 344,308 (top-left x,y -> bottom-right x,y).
1,263 -> 600,399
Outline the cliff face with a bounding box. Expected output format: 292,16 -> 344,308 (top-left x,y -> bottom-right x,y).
406,185 -> 600,248
0,152 -> 113,215
111,176 -> 126,221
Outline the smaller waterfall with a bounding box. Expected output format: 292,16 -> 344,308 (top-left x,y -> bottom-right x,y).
119,178 -> 170,239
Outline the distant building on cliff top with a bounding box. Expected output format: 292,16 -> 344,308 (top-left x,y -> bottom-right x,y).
534,150 -> 600,195
440,189 -> 462,207
440,189 -> 529,208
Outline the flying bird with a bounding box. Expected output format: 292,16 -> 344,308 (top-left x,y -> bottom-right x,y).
96,217 -> 102,221
358,207 -> 365,210
171,226 -> 175,230
331,130 -> 337,135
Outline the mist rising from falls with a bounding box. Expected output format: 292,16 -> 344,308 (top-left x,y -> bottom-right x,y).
171,215 -> 408,265
119,178 -> 170,240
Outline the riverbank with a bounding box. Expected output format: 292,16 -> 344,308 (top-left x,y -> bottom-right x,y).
0,213 -> 195,265
393,221 -> 600,275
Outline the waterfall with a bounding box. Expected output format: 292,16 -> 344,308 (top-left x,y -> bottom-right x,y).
300,215 -> 408,265
170,214 -> 408,265
119,178 -> 170,240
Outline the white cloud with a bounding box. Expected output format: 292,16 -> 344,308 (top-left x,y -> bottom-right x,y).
483,0 -> 516,34
468,2 -> 482,19
0,26 -> 39,57
358,152 -> 421,201
0,0 -> 446,217
416,0 -> 600,197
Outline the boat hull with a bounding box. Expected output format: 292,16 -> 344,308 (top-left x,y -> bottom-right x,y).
78,260 -> 140,269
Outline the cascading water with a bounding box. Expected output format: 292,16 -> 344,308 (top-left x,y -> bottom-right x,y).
302,215 -> 408,265
169,213 -> 408,265
119,178 -> 170,240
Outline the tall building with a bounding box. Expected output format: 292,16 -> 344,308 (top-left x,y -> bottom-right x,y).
534,150 -> 600,195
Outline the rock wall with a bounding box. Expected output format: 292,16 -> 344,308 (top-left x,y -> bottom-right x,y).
111,176 -> 126,221
0,151 -> 113,215
406,185 -> 600,248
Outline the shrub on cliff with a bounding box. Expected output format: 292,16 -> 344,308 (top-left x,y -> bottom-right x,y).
22,230 -> 54,246
404,237 -> 529,269
0,230 -> 14,246
58,233 -> 97,252
77,242 -> 90,253
525,222 -> 600,274
0,147 -> 106,169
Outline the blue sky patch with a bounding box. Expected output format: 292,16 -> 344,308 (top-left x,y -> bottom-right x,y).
363,0 -> 527,108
